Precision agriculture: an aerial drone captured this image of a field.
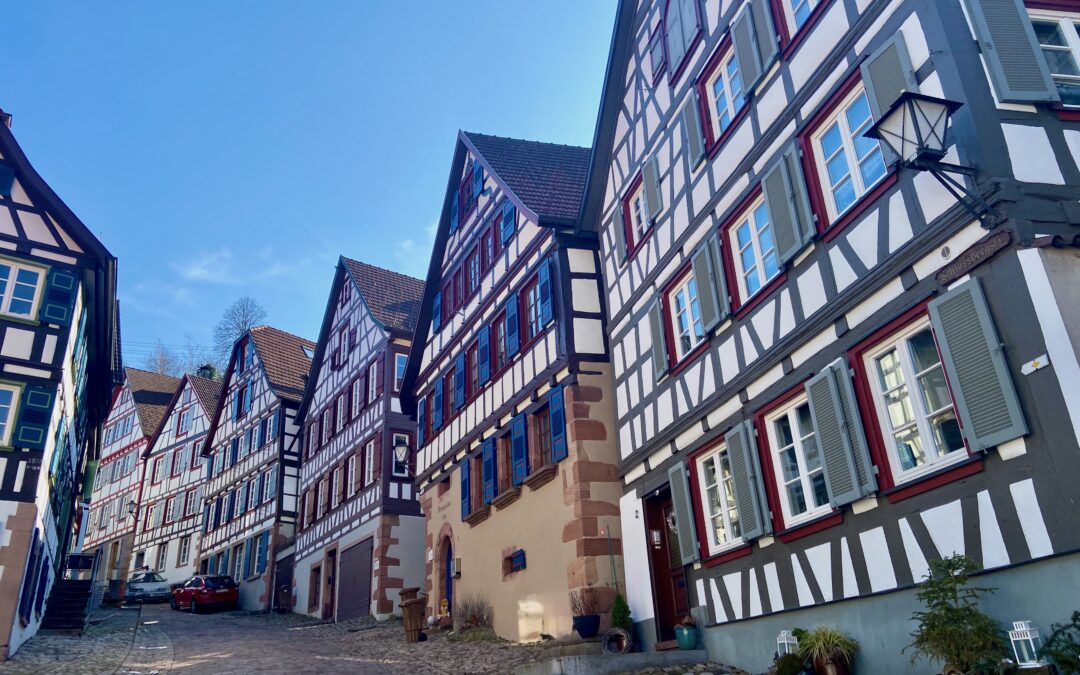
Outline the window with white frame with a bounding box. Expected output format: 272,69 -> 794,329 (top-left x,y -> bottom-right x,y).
368,361 -> 378,402
811,85 -> 887,222
347,455 -> 357,497
667,271 -> 706,361
178,536 -> 191,566
694,444 -> 743,555
165,496 -> 178,523
247,478 -> 257,511
266,465 -> 278,500
0,260 -> 45,319
322,409 -> 332,444
1029,13 -> 1080,105
336,395 -> 346,430
331,468 -> 342,509
0,384 -> 19,446
729,197 -> 779,300
171,449 -> 184,476
786,0 -> 820,33
352,378 -> 363,416
156,543 -> 168,571
863,319 -> 965,481
317,479 -> 327,519
392,432 -> 410,477
764,395 -> 830,526
233,543 -> 245,580
706,48 -> 744,139
364,439 -> 375,486
625,181 -> 650,248
178,408 -> 191,434
394,354 -> 408,392
184,489 -> 198,516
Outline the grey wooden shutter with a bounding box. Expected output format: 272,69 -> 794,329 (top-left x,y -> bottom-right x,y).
732,3 -> 762,91
643,156 -> 663,221
762,145 -> 814,265
648,300 -> 669,380
691,234 -> 728,332
612,203 -> 628,265
667,461 -> 700,565
682,91 -> 706,170
928,278 -> 1027,450
725,421 -> 771,540
961,0 -> 1058,102
750,0 -> 778,73
805,359 -> 877,507
861,34 -> 919,119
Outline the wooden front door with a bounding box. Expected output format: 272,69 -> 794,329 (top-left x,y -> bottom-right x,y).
645,489 -> 689,643
323,549 -> 337,620
337,539 -> 373,622
442,540 -> 453,618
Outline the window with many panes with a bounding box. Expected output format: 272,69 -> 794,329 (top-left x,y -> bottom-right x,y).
863,319 -> 965,482
347,455 -> 357,497
1029,12 -> 1080,105
337,394 -> 347,430
331,467 -> 342,509
317,479 -> 327,519
492,313 -> 508,373
394,353 -> 407,392
178,536 -> 191,566
764,395 -> 830,527
0,384 -> 15,446
785,0 -> 820,33
184,489 -> 198,516
523,279 -> 541,342
729,197 -> 779,300
156,544 -> 168,571
694,444 -> 742,555
368,361 -> 378,402
667,271 -> 706,361
705,48 -> 744,139
0,260 -> 44,319
467,248 -> 481,296
623,180 -> 650,250
322,409 -> 332,444
365,439 -> 376,485
811,85 -> 887,222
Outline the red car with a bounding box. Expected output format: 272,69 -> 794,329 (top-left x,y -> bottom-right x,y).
170,575 -> 239,613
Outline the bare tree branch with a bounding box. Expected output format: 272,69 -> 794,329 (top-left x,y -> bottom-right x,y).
141,340 -> 181,376
213,297 -> 267,365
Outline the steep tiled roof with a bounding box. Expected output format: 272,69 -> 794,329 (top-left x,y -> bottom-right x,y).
188,374 -> 223,416
124,367 -> 181,438
249,326 -> 316,402
342,258 -> 425,334
463,132 -> 591,223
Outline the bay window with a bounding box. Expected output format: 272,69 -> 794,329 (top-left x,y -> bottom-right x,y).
667,271 -> 706,361
1029,12 -> 1080,104
810,85 -> 887,222
764,395 -> 830,526
863,319 -> 965,481
0,260 -> 44,319
729,197 -> 780,300
694,444 -> 742,555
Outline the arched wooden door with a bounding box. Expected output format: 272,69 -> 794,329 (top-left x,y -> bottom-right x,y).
442,539 -> 453,618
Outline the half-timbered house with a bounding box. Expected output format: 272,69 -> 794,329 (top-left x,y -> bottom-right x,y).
84,368 -> 179,599
0,110 -> 117,657
132,370 -> 221,585
399,132 -> 624,642
584,0 -> 1080,669
198,326 -> 313,611
292,257 -> 425,622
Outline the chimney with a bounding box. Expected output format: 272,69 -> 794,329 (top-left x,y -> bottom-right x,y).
196,364 -> 216,380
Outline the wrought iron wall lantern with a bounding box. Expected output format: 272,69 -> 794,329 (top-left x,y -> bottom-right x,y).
864,91 -> 1001,227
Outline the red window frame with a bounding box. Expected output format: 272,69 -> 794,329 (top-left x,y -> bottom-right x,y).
695,34 -> 750,156
454,268 -> 464,312
769,0 -> 831,58
175,407 -> 190,437
466,246 -> 481,299
717,186 -> 788,320
620,172 -> 651,259
151,457 -> 163,485
491,310 -> 508,376
687,436 -> 754,566
461,163 -> 476,219
660,262 -> 711,375
798,70 -> 899,243
171,449 -> 184,478
481,227 -> 494,271
662,0 -> 704,84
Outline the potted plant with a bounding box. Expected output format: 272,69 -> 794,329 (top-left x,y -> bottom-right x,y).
907,554 -> 1006,675
601,592 -> 635,654
569,587 -> 600,639
799,626 -> 858,675
674,615 -> 698,650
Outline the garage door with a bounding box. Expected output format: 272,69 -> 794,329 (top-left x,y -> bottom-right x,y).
337,538 -> 373,622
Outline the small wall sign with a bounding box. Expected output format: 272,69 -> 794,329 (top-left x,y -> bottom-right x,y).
1021,354 -> 1049,376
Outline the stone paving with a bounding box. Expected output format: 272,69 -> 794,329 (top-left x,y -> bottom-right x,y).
1,603 -> 548,674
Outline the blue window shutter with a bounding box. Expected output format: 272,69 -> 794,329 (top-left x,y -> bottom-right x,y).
510,413 -> 529,485
549,385 -> 568,463
0,164 -> 14,197
432,380 -> 444,430
257,473 -> 266,503
500,200 -> 516,244
453,352 -> 466,409
460,462 -> 471,519
472,160 -> 484,200
231,393 -> 239,421
245,381 -> 254,413
432,292 -> 442,332
482,438 -> 496,504
450,192 -> 459,233
13,384 -> 54,450
257,532 -> 270,573
505,296 -> 520,357
538,258 -> 554,325
38,268 -> 78,326
221,548 -> 230,575
417,400 -> 426,447
477,325 -> 491,384
202,506 -> 210,533
243,538 -> 254,579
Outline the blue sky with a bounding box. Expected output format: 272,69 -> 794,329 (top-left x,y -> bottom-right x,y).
0,1 -> 616,366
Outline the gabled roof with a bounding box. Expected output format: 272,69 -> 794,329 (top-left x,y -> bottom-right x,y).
462,132 -> 591,225
343,257 -> 425,334
249,325 -> 315,402
188,374 -> 223,416
124,367 -> 182,438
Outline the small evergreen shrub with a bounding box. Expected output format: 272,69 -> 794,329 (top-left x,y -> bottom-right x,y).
775,653 -> 806,675
1043,611 -> 1080,675
611,593 -> 633,632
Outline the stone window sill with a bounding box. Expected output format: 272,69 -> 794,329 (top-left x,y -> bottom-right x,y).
523,464 -> 558,491
490,487 -> 521,510
464,506 -> 491,527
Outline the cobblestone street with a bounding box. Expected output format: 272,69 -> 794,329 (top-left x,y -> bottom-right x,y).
1,604 -> 548,674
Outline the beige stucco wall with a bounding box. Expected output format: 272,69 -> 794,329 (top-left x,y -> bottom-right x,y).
421,365 -> 624,642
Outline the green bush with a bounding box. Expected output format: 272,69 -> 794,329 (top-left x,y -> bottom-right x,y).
906,554 -> 1005,672
611,593 -> 632,632
799,626 -> 858,666
775,653 -> 806,675
1043,611 -> 1080,674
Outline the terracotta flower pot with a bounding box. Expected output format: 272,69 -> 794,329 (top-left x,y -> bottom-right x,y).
812,656 -> 852,675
